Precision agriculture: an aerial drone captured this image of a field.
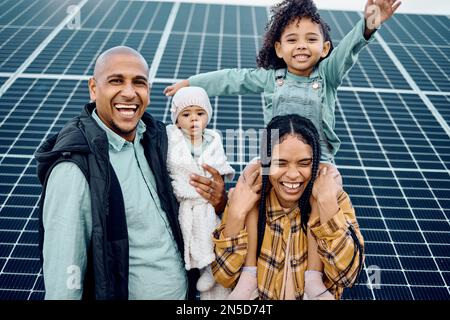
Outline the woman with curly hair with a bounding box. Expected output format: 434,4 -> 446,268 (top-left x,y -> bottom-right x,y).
164,0 -> 400,299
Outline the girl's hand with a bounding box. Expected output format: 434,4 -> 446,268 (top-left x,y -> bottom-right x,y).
227,166 -> 262,220
163,79 -> 189,96
311,166 -> 343,203
310,166 -> 343,224
319,163 -> 343,186
364,0 -> 401,30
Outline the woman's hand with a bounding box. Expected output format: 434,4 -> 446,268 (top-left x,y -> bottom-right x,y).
364,0 -> 401,35
163,79 -> 189,96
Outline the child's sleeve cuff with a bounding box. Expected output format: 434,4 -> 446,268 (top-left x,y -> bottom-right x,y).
359,16 -> 378,43
213,225 -> 248,253
309,209 -> 347,239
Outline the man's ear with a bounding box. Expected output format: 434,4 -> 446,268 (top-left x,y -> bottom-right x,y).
274,41 -> 283,58
321,41 -> 331,58
88,77 -> 96,102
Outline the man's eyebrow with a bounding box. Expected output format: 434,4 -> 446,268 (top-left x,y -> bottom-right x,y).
105,74 -> 148,82
106,74 -> 124,79
134,75 -> 148,82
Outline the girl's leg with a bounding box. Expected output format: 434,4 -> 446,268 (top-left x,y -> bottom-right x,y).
227,207 -> 258,300
244,206 -> 258,267
304,234 -> 334,300
304,169 -> 335,300
307,226 -> 324,272
241,159 -> 260,268
227,161 -> 260,300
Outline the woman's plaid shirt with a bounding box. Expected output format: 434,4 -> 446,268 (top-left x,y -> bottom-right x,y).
211,189 -> 364,300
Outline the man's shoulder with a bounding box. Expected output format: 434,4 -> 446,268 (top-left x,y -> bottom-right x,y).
35,114 -> 92,184
142,112 -> 164,128
54,116 -> 90,151
141,112 -> 169,141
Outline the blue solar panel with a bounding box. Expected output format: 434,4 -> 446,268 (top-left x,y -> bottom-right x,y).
0,0 -> 80,27
428,95 -> 450,127
0,0 -> 449,300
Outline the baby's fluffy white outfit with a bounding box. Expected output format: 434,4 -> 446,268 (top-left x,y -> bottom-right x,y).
166,124 -> 234,300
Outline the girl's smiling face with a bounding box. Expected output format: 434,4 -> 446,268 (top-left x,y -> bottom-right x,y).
275,17 -> 331,77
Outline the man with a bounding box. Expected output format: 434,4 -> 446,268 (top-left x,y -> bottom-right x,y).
35,46 -> 226,299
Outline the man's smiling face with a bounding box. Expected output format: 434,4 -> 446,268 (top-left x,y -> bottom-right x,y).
88,50 -> 150,142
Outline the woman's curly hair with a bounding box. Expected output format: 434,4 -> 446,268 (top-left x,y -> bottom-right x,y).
257,0 -> 334,70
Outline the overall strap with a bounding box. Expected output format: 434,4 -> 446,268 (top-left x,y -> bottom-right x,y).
275,68 -> 287,81
275,68 -> 287,87
309,67 -> 321,80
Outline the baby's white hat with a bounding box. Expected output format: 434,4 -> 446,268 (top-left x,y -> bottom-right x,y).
170,86 -> 212,125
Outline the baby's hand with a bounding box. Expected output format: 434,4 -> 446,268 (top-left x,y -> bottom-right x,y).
364,0 -> 401,30
163,79 -> 189,96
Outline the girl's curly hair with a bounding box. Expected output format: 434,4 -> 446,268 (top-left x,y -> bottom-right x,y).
257,0 -> 334,70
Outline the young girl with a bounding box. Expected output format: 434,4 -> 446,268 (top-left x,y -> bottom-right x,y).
166,86 -> 235,300
164,0 -> 400,300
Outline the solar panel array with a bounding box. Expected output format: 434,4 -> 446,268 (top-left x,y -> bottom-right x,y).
0,0 -> 449,300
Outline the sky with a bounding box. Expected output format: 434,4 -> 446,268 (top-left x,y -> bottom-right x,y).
154,0 -> 450,15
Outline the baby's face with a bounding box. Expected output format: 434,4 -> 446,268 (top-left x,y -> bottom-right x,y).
176,105 -> 208,139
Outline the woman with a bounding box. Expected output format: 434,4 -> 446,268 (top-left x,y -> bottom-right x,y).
211,114 -> 364,300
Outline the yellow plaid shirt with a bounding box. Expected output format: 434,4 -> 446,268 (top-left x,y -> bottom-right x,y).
212,189 -> 364,300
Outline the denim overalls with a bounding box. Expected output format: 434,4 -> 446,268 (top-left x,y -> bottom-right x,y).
271,68 -> 334,163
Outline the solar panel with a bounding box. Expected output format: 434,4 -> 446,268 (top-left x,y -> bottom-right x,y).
428,95 -> 450,126
0,0 -> 449,300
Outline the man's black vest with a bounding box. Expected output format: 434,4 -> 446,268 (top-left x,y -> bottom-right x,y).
35,102 -> 198,299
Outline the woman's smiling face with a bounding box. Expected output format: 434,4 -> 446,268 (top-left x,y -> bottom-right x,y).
269,134 -> 313,209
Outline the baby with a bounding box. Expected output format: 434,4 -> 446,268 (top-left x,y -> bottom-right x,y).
166,87 -> 234,300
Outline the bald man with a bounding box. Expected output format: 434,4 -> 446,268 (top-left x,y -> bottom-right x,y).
35,47 -> 225,300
